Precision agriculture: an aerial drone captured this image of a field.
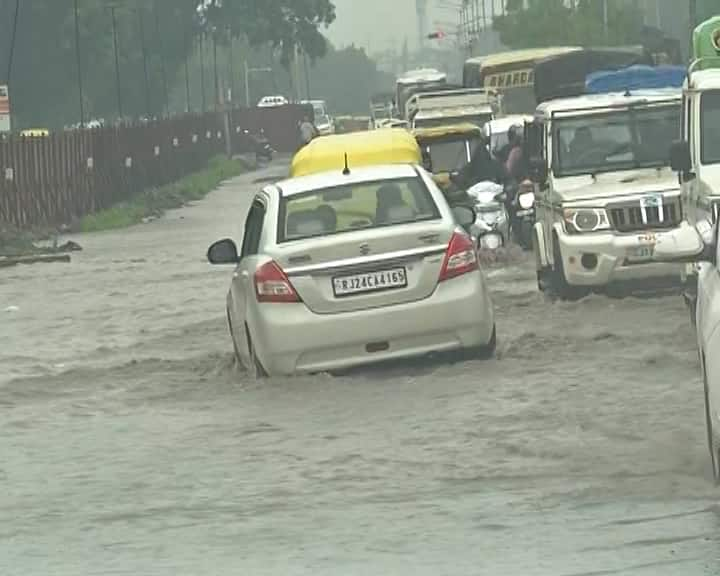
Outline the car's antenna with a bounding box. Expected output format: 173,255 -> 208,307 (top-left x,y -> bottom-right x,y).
343,153 -> 351,175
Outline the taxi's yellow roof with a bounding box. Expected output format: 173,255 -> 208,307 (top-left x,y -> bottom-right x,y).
290,129 -> 422,177
413,122 -> 483,141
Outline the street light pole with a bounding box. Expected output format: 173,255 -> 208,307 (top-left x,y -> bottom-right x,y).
199,32 -> 207,112
110,6 -> 123,119
74,0 -> 85,127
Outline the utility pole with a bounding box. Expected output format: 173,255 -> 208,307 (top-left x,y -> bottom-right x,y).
228,33 -> 235,106
138,3 -> 151,118
199,32 -> 207,112
212,29 -> 219,111
303,51 -> 311,101
183,21 -> 191,113
110,6 -> 123,119
602,0 -> 609,43
74,0 -> 85,127
154,0 -> 168,116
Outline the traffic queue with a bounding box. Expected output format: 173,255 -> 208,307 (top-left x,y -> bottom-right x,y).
207,14 -> 720,484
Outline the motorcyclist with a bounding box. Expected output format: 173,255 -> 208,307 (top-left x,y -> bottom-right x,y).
299,116 -> 318,148
453,136 -> 505,190
495,124 -> 523,165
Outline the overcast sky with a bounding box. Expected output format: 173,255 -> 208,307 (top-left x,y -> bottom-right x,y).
327,0 -> 441,52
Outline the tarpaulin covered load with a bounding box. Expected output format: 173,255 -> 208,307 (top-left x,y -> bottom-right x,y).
534,47 -> 651,104
585,65 -> 686,94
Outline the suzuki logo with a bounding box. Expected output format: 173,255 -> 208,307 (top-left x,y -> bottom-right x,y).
359,243 -> 371,256
640,194 -> 664,225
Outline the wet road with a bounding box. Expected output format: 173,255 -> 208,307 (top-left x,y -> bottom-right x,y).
1,166 -> 719,575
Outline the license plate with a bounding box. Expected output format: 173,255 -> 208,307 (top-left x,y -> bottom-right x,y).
332,268 -> 407,297
626,245 -> 655,262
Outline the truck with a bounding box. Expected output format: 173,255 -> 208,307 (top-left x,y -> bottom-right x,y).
526,67 -> 686,300
406,88 -> 499,130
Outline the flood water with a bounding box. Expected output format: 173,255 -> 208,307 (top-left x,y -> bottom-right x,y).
1,167 -> 718,575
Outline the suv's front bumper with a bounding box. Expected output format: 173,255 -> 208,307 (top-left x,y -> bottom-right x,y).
556,229 -> 684,286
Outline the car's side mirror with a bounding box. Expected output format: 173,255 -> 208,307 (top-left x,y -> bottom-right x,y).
653,222 -> 710,263
669,140 -> 692,174
207,239 -> 239,264
452,205 -> 476,230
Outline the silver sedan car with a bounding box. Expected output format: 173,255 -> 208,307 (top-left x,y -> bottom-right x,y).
208,164 -> 496,376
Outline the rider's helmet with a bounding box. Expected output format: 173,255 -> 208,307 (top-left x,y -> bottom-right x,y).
507,124 -> 524,145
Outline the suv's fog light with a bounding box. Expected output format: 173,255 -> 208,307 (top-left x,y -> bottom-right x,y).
581,253 -> 598,270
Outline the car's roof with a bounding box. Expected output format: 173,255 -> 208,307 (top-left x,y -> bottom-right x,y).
290,128 -> 421,178
413,122 -> 483,140
535,88 -> 681,117
415,105 -> 493,119
273,164 -> 420,197
397,68 -> 446,84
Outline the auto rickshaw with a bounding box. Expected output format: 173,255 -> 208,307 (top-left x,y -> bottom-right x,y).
290,128 -> 423,178
413,122 -> 483,190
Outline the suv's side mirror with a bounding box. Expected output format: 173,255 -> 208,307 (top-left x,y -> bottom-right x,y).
207,239 -> 239,264
670,140 -> 692,174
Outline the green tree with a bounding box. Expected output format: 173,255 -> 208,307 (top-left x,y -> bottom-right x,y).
494,0 -> 644,50
0,0 -> 337,128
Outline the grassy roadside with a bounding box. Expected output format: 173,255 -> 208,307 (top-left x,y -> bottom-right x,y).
78,155 -> 250,233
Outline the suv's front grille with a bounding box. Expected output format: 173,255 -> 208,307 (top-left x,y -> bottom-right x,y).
608,196 -> 682,233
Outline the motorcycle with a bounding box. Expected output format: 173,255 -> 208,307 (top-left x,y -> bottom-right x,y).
466,181 -> 510,252
506,179 -> 535,251
244,128 -> 274,163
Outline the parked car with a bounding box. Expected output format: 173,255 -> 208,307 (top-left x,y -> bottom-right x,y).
654,220 -> 720,483
207,163 -> 496,376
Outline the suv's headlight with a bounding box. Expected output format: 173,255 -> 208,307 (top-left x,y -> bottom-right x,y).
563,208 -> 611,234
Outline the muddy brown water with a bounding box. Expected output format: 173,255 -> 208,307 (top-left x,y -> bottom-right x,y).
1,167 -> 718,575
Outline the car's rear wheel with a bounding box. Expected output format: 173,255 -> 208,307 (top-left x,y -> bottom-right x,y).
479,324 -> 497,359
246,325 -> 268,379
702,360 -> 720,485
226,308 -> 242,364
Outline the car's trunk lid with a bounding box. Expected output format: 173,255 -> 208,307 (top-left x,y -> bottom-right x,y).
272,221 -> 451,314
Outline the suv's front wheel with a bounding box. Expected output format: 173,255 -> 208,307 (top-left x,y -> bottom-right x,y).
549,236 -> 589,301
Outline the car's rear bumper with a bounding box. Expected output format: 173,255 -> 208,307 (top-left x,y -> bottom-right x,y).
557,230 -> 683,287
248,271 -> 495,375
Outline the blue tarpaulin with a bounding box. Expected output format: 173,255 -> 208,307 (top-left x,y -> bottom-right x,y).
585,65 -> 686,94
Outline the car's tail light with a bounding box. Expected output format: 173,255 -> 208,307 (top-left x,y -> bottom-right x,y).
439,231 -> 479,282
254,260 -> 300,303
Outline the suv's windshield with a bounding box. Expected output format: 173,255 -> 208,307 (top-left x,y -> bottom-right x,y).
553,104 -> 681,177
278,177 -> 440,242
701,91 -> 720,165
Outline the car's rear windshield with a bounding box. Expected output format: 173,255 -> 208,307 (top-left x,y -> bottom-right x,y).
278,176 -> 441,243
